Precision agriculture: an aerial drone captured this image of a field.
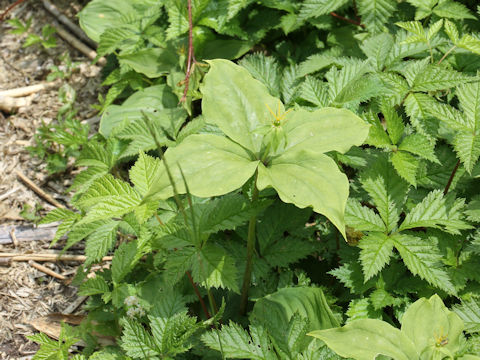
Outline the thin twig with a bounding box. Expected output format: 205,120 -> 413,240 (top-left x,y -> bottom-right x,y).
186,271 -> 211,319
15,170 -> 65,208
180,0 -> 196,103
330,12 -> 365,28
0,252 -> 113,262
444,159 -> 461,195
0,187 -> 20,201
438,45 -> 457,65
10,228 -> 18,247
53,22 -> 106,66
41,0 -> 96,48
28,260 -> 67,280
0,0 -> 27,22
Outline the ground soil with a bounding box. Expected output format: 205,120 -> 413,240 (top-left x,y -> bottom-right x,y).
0,1 -> 102,358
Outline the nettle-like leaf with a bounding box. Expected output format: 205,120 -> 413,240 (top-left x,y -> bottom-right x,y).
298,0 -> 349,21
145,59 -> 370,238
202,322 -> 277,360
121,291 -> 199,358
357,0 -> 397,34
399,190 -> 471,234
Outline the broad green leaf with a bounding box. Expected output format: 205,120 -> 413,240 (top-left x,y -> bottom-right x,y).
202,59 -> 280,153
457,81 -> 480,131
458,34 -> 480,55
392,233 -> 456,294
257,149 -> 349,238
118,48 -> 177,78
283,107 -> 370,155
401,295 -> 465,357
202,39 -> 253,60
100,85 -> 179,137
299,77 -> 330,108
345,199 -> 386,232
120,318 -> 159,358
146,134 -> 259,200
251,287 -> 340,334
358,232 -> 394,280
78,0 -> 136,42
308,319 -> 419,360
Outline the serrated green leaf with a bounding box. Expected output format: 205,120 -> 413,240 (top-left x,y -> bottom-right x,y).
345,199 -> 386,232
433,0 -> 476,20
112,241 -> 139,283
359,232 -> 394,280
298,0 -> 349,21
357,0 -> 397,34
392,233 -> 456,294
129,152 -> 163,197
239,53 -> 281,97
85,220 -> 119,265
383,105 -> 405,145
398,133 -> 439,163
299,76 -> 330,108
79,276 -> 110,296
391,151 -> 419,186
412,65 -> 473,92
399,190 -> 471,234
202,322 -> 276,360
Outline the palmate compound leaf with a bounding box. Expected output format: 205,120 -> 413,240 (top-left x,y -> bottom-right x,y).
144,60 -> 369,239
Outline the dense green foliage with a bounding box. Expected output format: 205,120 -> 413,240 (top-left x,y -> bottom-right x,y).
27,0 -> 480,359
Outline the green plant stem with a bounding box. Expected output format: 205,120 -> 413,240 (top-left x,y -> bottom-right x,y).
239,173 -> 259,315
207,289 -> 218,315
438,45 -> 457,65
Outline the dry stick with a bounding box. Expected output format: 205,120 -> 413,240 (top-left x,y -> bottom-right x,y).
28,260 -> 67,280
180,0 -> 196,103
54,23 -> 106,66
0,0 -> 27,21
0,252 -> 113,262
15,170 -> 65,208
443,159 -> 461,195
0,95 -> 31,112
0,82 -> 59,98
63,296 -> 87,314
41,0 -> 96,49
10,228 -> 18,247
330,12 -> 365,28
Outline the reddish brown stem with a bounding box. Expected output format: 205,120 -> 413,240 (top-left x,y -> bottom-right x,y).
330,12 -> 365,28
443,159 -> 460,195
180,0 -> 196,103
186,271 -> 211,319
0,0 -> 27,21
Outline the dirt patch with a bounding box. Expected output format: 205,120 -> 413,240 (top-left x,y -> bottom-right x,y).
0,0 -> 102,358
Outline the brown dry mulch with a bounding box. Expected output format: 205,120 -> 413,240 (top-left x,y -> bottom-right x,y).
0,0 -> 103,358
